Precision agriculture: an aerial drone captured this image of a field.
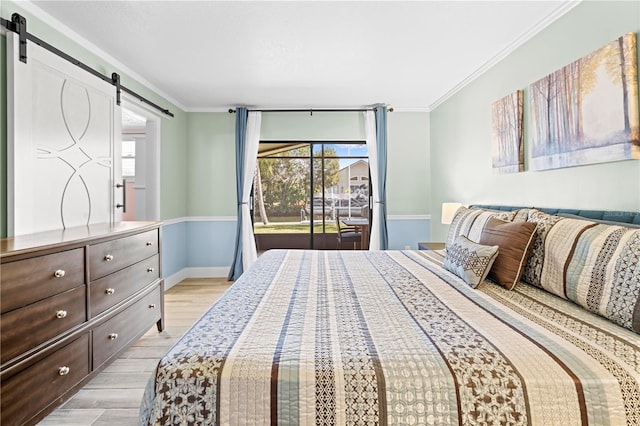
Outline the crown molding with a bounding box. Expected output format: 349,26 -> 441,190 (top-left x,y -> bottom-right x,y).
428,0 -> 582,111
13,0 -> 187,112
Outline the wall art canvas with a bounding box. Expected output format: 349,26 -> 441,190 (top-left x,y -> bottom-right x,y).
492,90 -> 524,174
529,33 -> 639,171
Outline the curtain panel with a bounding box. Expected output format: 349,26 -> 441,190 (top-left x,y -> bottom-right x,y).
228,108 -> 262,280
365,106 -> 389,250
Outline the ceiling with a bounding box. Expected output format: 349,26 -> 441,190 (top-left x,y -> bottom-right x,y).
28,0 -> 577,111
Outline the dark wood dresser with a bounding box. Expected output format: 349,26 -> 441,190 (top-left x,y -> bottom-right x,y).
0,222 -> 164,425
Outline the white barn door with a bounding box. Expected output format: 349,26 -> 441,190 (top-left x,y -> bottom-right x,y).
7,32 -> 122,236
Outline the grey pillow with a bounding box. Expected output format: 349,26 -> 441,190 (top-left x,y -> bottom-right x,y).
443,235 -> 499,288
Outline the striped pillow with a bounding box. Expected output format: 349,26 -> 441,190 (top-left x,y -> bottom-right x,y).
522,209 -> 640,333
566,224 -> 640,332
446,207 -> 517,249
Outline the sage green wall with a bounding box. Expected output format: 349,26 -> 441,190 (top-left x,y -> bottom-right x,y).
261,111 -> 364,140
185,111 -> 430,218
387,112 -> 430,215
187,112 -> 236,216
0,1 -> 189,237
430,0 -> 640,241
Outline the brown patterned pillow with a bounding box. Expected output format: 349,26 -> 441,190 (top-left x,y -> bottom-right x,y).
480,217 -> 537,290
443,235 -> 499,288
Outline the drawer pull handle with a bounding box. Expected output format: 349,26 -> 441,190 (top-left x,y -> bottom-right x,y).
104,254 -> 114,262
55,310 -> 68,319
147,267 -> 155,273
58,366 -> 70,376
149,304 -> 156,309
105,288 -> 115,295
108,333 -> 119,341
146,241 -> 153,246
54,269 -> 66,278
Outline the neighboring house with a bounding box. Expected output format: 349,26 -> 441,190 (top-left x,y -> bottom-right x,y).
334,160 -> 369,196
328,160 -> 370,218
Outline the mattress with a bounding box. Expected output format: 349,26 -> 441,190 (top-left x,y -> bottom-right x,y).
140,249 -> 640,425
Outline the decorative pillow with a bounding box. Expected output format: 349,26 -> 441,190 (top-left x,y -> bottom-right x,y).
446,207 -> 517,249
520,210 -> 640,334
479,217 -> 537,290
443,235 -> 499,288
564,225 -> 640,333
521,209 -> 565,287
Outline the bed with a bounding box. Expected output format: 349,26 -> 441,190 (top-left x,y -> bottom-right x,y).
140,207 -> 640,425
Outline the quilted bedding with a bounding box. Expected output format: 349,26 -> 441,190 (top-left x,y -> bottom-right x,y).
140,249 -> 640,425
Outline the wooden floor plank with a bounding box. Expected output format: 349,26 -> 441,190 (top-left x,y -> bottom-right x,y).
92,409 -> 139,426
61,389 -> 146,410
100,358 -> 158,374
37,278 -> 232,425
37,409 -> 104,426
83,372 -> 153,389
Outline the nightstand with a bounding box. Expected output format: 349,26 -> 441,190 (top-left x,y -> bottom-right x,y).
418,242 -> 446,250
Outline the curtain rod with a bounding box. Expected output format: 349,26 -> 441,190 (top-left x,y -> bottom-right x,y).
228,107 -> 393,114
1,13 -> 174,118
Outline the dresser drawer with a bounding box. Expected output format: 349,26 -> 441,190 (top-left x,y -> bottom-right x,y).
90,254 -> 160,317
1,248 -> 84,314
89,229 -> 158,280
1,286 -> 86,365
93,285 -> 161,368
1,333 -> 89,426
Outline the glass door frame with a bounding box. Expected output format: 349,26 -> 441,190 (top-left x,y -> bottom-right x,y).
254,140 -> 370,249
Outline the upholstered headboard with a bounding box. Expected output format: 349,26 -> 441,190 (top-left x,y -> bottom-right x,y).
471,204 -> 640,226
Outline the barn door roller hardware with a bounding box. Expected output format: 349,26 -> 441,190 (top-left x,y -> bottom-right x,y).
6,13 -> 27,63
1,12 -> 174,118
112,73 -> 121,105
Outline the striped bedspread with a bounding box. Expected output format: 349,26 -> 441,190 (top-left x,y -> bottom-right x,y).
140,249 -> 640,425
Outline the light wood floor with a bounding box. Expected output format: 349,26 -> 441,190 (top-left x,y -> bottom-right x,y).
37,278 -> 233,426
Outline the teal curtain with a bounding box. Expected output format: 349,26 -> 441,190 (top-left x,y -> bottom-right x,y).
228,107 -> 248,280
375,106 -> 389,249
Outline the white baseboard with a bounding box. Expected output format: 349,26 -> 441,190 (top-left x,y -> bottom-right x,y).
163,266 -> 230,290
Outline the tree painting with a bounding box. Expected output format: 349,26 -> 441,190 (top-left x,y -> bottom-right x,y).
529,32 -> 639,171
492,90 -> 524,174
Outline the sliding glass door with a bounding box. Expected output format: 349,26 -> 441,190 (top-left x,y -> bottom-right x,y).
254,142 -> 369,250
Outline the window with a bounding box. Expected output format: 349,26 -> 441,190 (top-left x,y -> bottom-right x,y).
122,139 -> 136,177
254,142 -> 369,249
